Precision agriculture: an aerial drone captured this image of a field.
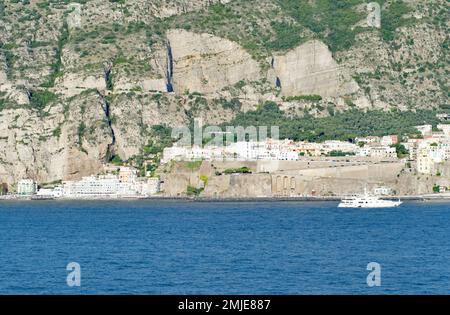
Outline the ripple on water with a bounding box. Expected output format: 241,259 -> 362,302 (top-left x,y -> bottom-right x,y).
0,200 -> 449,294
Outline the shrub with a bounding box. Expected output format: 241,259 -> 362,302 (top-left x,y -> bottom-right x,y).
110,155 -> 123,165
328,151 -> 355,157
432,185 -> 440,193
187,185 -> 203,196
392,143 -> 409,158
283,95 -> 322,102
218,98 -> 242,111
29,90 -> 57,110
223,167 -> 251,174
185,161 -> 202,171
200,175 -> 209,186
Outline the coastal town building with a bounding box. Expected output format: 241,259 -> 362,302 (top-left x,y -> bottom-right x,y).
437,113 -> 450,121
356,144 -> 397,159
415,124 -> 450,174
10,123 -> 450,197
373,186 -> 393,196
402,138 -> 422,160
292,141 -> 322,156
417,146 -> 434,174
162,139 -> 370,164
416,125 -> 433,137
17,179 -> 37,195
320,140 -> 359,155
437,124 -> 450,137
36,187 -> 63,198
380,135 -> 398,146
29,167 -> 161,199
162,139 -> 301,163
118,167 -> 138,183
63,174 -> 127,197
355,136 -> 380,144
138,177 -> 161,195
367,146 -> 397,159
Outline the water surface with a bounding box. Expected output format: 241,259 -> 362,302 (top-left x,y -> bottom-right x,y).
0,200 -> 449,294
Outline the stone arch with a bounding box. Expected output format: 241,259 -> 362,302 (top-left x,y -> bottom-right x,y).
290,177 -> 296,194
276,176 -> 283,193
283,176 -> 290,196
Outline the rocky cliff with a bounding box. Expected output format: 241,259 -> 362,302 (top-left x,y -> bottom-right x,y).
0,0 -> 449,186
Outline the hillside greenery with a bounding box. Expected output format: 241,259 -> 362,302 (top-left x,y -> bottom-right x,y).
29,90 -> 58,110
161,0 -> 415,61
217,101 -> 442,142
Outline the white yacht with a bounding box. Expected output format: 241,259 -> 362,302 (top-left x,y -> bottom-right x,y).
338,191 -> 402,208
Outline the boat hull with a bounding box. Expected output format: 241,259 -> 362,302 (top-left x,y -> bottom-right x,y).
338,201 -> 402,208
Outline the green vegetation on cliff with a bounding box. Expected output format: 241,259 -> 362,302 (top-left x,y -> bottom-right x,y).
380,1 -> 413,41
187,185 -> 203,196
165,0 -> 415,60
41,21 -> 69,88
29,90 -> 58,110
223,167 -> 252,174
391,143 -> 409,158
219,101 -> 441,142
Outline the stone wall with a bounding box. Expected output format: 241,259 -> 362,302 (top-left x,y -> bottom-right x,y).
160,160 -> 410,198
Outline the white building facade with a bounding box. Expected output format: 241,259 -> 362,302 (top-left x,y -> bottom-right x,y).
17,179 -> 37,195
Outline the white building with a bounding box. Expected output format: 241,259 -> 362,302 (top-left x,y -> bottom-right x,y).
137,177 -> 160,195
417,146 -> 434,174
36,186 -> 63,198
162,139 -> 300,163
293,141 -> 322,156
321,140 -> 359,155
373,186 -> 393,196
161,145 -> 189,164
147,177 -> 160,195
62,172 -> 139,198
380,135 -> 398,146
357,146 -> 371,157
370,146 -> 397,159
36,166 -> 158,199
436,113 -> 450,121
355,136 -> 380,144
439,141 -> 450,160
229,140 -> 299,161
437,124 -> 450,137
402,138 -> 423,160
63,175 -> 120,197
416,125 -> 433,137
17,179 -> 37,195
416,140 -> 449,174
119,167 -> 138,183
358,145 -> 397,159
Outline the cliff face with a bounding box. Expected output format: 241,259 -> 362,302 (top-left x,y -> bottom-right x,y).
270,40 -> 359,97
0,91 -> 112,184
167,29 -> 262,94
0,0 -> 449,186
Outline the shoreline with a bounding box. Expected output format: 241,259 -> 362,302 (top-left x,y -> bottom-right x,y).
1,195 -> 450,202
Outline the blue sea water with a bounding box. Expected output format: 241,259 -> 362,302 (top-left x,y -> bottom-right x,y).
0,200 -> 449,294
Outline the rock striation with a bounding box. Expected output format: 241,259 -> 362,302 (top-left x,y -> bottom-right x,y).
270,40 -> 359,97
167,29 -> 262,94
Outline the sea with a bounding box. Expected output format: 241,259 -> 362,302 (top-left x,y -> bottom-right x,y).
0,200 -> 449,294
